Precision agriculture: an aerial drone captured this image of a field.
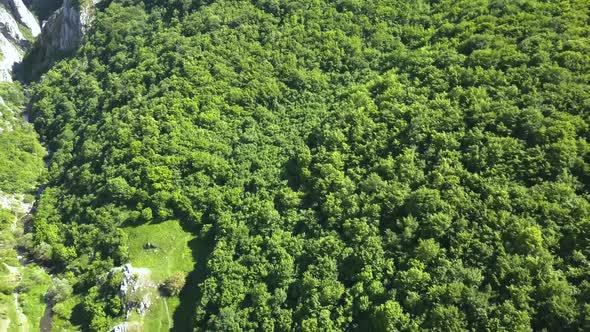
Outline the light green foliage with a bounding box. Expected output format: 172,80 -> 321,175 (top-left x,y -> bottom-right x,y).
125,220 -> 195,282
161,272 -> 186,297
0,82 -> 46,194
0,206 -> 51,332
0,81 -> 48,331
47,277 -> 73,303
27,0 -> 590,330
19,265 -> 51,331
51,294 -> 82,331
17,23 -> 34,42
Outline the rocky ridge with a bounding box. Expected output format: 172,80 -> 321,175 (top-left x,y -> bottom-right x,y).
2,0 -> 41,36
36,0 -> 98,54
0,0 -> 38,81
0,0 -> 102,81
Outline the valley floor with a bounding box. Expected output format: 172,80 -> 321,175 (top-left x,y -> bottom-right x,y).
0,202 -> 51,332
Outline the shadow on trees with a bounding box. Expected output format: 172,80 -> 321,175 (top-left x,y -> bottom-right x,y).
171,223 -> 214,331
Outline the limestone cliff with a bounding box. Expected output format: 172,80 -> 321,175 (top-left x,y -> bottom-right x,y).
20,0 -> 102,81
37,0 -> 98,54
0,0 -> 38,81
2,0 -> 41,36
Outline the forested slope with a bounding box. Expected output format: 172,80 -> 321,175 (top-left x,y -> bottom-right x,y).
0,82 -> 48,331
28,0 -> 590,330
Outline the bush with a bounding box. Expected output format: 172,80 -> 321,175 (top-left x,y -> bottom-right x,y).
47,277 -> 73,303
0,281 -> 15,295
32,241 -> 53,262
160,272 -> 186,297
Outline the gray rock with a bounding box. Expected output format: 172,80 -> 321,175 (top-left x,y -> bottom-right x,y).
36,0 -> 101,54
0,0 -> 37,81
0,6 -> 25,43
109,264 -> 154,320
1,0 -> 40,36
0,31 -> 22,81
110,322 -> 128,332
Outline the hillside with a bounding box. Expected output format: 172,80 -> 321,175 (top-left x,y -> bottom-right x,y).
0,0 -> 40,81
1,0 -> 589,330
0,81 -> 48,331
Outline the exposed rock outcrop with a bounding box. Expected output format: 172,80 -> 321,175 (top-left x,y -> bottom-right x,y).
0,0 -> 105,81
110,264 -> 155,319
20,0 -> 102,80
111,322 -> 129,332
0,192 -> 33,212
0,0 -> 36,81
0,31 -> 22,81
1,0 -> 41,36
0,5 -> 26,42
37,0 -> 95,53
110,321 -> 142,332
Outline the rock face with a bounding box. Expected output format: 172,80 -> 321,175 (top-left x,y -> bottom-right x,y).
0,192 -> 33,213
37,0 -> 94,53
110,322 -> 128,332
110,264 -> 154,319
0,0 -> 37,81
1,0 -> 41,36
0,0 -> 103,81
0,5 -> 26,42
0,31 -> 22,81
20,0 -> 102,80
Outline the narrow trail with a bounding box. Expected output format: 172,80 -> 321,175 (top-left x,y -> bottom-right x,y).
4,263 -> 29,332
0,317 -> 9,331
3,213 -> 30,331
163,298 -> 172,330
1,196 -> 50,331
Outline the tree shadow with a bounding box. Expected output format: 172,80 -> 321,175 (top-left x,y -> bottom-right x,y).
170,224 -> 214,331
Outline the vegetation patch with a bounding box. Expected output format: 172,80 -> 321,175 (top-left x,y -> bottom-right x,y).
124,220 -> 195,283
122,219 -> 195,329
26,0 -> 590,330
19,265 -> 51,331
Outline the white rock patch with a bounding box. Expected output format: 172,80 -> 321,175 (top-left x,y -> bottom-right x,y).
0,5 -> 25,42
0,191 -> 32,213
0,32 -> 22,81
110,264 -> 156,319
2,0 -> 40,36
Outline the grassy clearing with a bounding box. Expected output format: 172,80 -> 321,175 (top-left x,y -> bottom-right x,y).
0,291 -> 17,332
19,265 -> 50,331
124,219 -> 196,330
125,296 -> 176,332
125,219 -> 195,282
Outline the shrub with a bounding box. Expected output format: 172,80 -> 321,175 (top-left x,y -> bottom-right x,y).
160,272 -> 186,297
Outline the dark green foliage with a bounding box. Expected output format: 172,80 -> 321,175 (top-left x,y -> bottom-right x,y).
29,0 -> 590,330
82,270 -> 124,331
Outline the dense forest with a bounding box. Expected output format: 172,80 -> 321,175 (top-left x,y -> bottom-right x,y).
22,0 -> 590,330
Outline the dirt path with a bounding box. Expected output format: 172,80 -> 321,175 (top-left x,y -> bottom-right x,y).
4,263 -> 29,332
0,318 -> 10,331
163,298 -> 172,330
1,198 -> 40,331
